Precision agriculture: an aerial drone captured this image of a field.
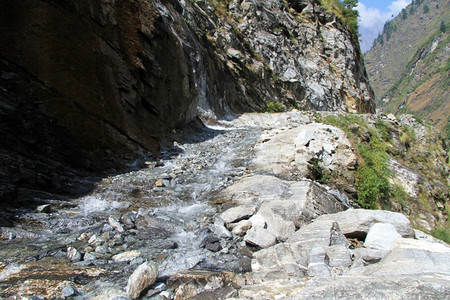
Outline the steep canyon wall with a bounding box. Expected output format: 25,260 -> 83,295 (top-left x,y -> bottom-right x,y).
0,0 -> 374,203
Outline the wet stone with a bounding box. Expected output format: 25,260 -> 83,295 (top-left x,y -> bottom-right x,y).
200,235 -> 222,252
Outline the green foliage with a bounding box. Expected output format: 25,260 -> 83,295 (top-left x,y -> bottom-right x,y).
308,157 -> 328,183
355,165 -> 389,209
413,115 -> 424,125
266,101 -> 284,113
375,120 -> 393,142
321,114 -> 393,209
318,0 -> 359,42
441,20 -> 447,33
390,184 -> 409,211
399,125 -> 416,148
423,4 -> 429,14
320,114 -> 365,137
431,225 -> 450,243
401,8 -> 408,20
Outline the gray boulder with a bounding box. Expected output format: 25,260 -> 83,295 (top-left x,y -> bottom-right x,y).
244,226 -> 277,249
364,223 -> 401,251
316,209 -> 415,238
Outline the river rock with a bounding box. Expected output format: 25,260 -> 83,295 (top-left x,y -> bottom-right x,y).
213,217 -> 233,239
108,217 -> 125,234
364,223 -> 401,251
316,209 -> 415,238
219,206 -> 257,225
244,226 -> 276,249
112,250 -> 141,262
231,220 -> 252,236
67,246 -> 82,262
126,261 -> 158,299
217,175 -> 346,228
61,284 -> 79,298
253,207 -> 296,242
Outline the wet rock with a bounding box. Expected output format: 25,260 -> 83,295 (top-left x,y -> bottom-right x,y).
109,217 -> 125,234
135,216 -> 175,239
200,235 -> 222,252
154,240 -> 179,249
112,250 -> 141,262
316,209 -> 415,238
219,206 -> 256,225
36,204 -> 52,213
364,223 -> 401,251
126,261 -> 159,299
67,246 -> 82,262
121,212 -> 137,229
213,217 -> 233,239
0,227 -> 46,239
244,226 -> 276,248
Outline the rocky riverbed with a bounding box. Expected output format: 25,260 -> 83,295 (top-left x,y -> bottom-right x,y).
0,112 -> 449,299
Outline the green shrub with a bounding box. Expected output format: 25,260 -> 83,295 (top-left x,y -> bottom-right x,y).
375,120 -> 392,142
266,102 -> 284,113
431,226 -> 450,243
413,115 -> 424,125
390,184 -> 409,211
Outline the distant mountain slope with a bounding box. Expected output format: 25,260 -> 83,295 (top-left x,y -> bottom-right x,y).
365,0 -> 449,130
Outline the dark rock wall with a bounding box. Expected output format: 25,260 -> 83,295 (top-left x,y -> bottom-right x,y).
0,0 -> 198,203
0,0 -> 375,203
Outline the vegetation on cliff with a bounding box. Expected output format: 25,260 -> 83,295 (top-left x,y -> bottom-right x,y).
319,113 -> 449,241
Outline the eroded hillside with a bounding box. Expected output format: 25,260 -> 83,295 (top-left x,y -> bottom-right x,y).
365,0 -> 449,130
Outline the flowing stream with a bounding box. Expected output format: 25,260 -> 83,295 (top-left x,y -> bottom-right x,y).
0,119 -> 266,297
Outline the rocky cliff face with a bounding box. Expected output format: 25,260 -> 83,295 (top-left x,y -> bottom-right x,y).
0,0 -> 374,203
365,0 -> 449,129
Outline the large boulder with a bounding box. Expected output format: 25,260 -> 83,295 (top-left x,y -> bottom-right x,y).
316,209 -> 415,238
216,175 -> 346,229
250,124 -> 357,181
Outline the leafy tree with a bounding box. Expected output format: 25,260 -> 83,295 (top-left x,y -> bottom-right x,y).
441,20 -> 447,33
423,4 -> 429,13
401,8 -> 407,20
342,0 -> 359,10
